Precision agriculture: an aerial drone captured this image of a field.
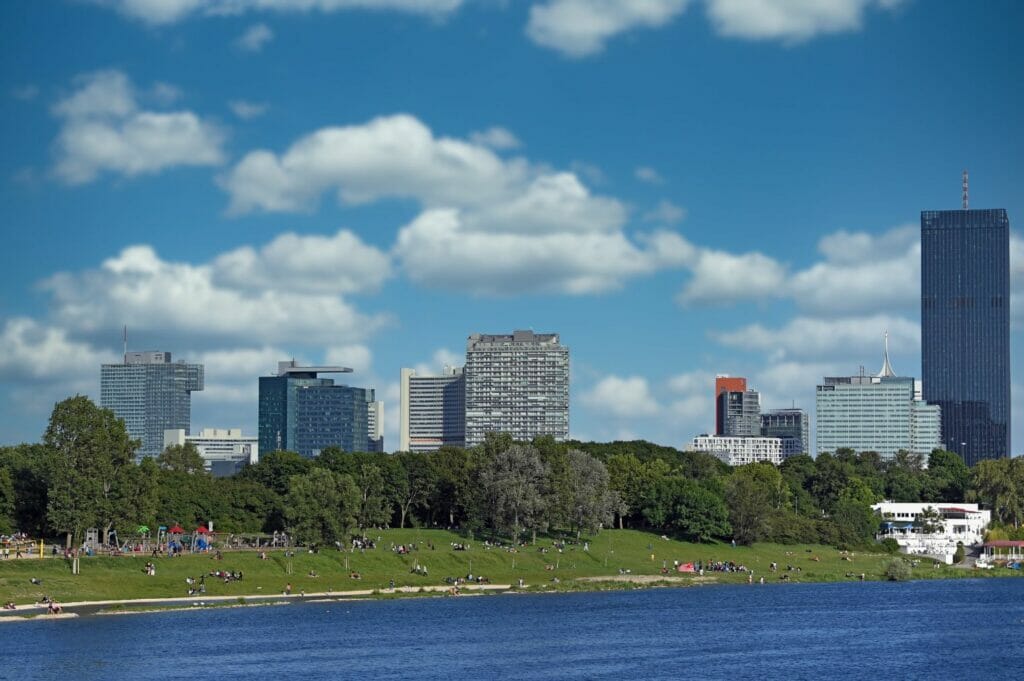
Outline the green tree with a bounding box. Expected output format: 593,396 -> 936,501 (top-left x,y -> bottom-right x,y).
157,442 -> 207,475
885,557 -> 911,581
779,454 -> 818,518
213,477 -> 282,533
428,447 -> 472,527
0,444 -> 52,536
884,450 -> 925,502
672,478 -> 730,542
809,453 -> 854,514
605,454 -> 674,529
924,449 -> 969,502
238,450 -> 311,496
354,463 -> 390,529
284,468 -> 359,545
44,396 -> 139,555
391,452 -> 436,528
970,458 -> 1024,527
477,443 -> 548,542
726,463 -> 790,545
913,505 -> 945,534
0,468 -> 15,534
564,449 -> 616,536
831,481 -> 879,548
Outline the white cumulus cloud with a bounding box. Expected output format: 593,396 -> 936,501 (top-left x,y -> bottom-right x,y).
526,0 -> 690,57
52,70 -> 225,185
212,228 -> 392,294
635,166 -> 664,184
394,209 -> 692,295
229,100 -> 269,120
713,314 -> 920,364
582,375 -> 661,418
236,23 -> 274,51
41,242 -> 388,347
469,126 -> 521,150
98,0 -> 464,25
224,113 -> 695,295
704,0 -> 905,42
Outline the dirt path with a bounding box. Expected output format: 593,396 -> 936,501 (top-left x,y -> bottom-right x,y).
576,575 -> 717,584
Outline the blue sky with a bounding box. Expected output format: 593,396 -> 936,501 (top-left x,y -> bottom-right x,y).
1,0 -> 1021,454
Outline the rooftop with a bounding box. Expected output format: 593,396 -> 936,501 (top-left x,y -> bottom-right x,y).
275,360 -> 353,377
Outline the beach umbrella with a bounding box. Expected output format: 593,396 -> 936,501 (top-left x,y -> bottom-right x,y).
169,525 -> 184,534
137,525 -> 149,534
195,526 -> 209,534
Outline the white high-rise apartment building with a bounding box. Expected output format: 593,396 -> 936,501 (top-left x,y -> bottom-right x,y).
686,435 -> 798,466
399,366 -> 465,452
464,331 -> 569,447
367,400 -> 384,452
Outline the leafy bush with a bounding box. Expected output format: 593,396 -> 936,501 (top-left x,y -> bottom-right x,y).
885,558 -> 912,581
879,538 -> 901,555
953,542 -> 965,564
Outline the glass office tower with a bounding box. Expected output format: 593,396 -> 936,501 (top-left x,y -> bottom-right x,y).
258,360 -> 374,458
921,208 -> 1010,465
101,351 -> 204,461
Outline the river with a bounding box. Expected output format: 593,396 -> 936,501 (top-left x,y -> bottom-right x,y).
2,579 -> 1021,680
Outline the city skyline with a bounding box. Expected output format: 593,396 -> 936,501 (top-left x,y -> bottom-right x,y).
0,2 -> 1021,454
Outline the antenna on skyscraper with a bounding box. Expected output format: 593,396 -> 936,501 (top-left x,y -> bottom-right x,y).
962,169 -> 969,209
122,325 -> 128,361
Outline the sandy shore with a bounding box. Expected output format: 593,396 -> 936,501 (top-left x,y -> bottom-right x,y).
0,583 -> 513,622
576,574 -> 718,584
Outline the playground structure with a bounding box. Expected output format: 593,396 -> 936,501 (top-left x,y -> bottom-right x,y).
0,535 -> 45,559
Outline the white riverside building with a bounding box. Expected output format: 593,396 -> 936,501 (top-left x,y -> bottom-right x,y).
164,428 -> 258,477
399,366 -> 466,452
464,331 -> 569,447
873,501 -> 991,564
815,336 -> 941,459
685,435 -> 800,466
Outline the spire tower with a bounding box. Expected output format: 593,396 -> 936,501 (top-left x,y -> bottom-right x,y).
878,330 -> 896,378
962,169 -> 969,210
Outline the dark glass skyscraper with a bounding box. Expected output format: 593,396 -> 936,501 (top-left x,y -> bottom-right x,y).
921,207 -> 1010,465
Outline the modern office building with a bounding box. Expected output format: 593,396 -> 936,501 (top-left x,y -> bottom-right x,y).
921,183 -> 1011,465
101,351 -> 204,460
815,345 -> 941,459
714,375 -> 747,435
367,401 -> 384,452
258,360 -> 375,458
464,331 -> 569,447
399,366 -> 466,452
761,408 -> 810,456
163,428 -> 258,477
717,386 -> 762,437
686,434 -> 797,466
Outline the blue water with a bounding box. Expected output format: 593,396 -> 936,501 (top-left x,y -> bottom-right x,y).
2,579 -> 1021,680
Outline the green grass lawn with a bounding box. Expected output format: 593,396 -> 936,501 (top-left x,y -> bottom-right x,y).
0,529 -> 1017,607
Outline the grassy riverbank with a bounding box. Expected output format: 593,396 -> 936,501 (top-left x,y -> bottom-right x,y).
0,529 -> 1017,608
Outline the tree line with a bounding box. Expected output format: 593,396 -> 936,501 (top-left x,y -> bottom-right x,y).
1,396 -> 1021,549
